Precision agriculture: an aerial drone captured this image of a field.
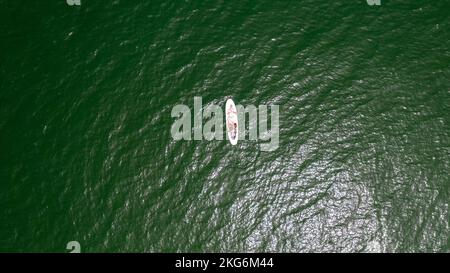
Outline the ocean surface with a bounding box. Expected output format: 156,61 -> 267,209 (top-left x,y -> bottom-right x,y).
0,0 -> 449,252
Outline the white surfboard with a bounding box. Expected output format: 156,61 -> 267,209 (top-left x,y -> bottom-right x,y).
225,99 -> 238,145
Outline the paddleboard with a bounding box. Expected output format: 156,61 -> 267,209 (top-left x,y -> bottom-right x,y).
225,99 -> 238,145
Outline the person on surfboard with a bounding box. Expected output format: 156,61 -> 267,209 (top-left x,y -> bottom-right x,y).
227,119 -> 237,139
230,122 -> 237,140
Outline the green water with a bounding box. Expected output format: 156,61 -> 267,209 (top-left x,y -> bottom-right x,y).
0,0 -> 449,252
